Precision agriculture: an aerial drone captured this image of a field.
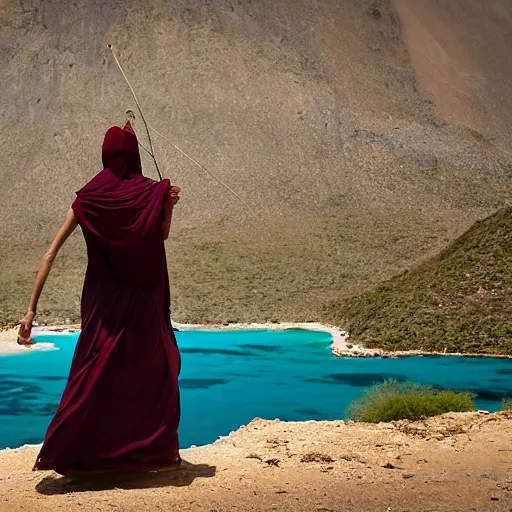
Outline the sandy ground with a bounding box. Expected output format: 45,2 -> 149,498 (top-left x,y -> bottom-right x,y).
0,412 -> 511,512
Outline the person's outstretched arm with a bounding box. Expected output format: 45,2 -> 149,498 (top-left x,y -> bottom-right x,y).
18,208 -> 78,346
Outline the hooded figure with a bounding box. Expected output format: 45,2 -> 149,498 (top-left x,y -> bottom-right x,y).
33,122 -> 181,475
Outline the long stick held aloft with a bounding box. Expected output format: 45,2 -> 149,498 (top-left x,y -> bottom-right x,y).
107,44 -> 163,181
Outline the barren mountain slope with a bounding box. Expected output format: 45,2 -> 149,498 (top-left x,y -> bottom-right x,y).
1,0 -> 511,325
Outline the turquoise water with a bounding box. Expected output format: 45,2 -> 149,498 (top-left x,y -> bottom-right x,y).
1,329 -> 511,451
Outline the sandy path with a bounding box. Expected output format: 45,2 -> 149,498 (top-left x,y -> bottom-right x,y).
1,412 -> 511,511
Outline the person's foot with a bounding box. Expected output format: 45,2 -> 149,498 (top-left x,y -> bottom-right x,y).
152,465 -> 180,473
152,459 -> 190,473
58,468 -> 107,477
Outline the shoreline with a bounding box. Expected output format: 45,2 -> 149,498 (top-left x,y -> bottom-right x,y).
1,322 -> 511,359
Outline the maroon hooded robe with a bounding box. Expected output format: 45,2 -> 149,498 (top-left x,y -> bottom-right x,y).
34,122 -> 181,474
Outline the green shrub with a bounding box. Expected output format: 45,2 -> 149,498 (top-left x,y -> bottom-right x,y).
346,379 -> 475,422
502,397 -> 512,410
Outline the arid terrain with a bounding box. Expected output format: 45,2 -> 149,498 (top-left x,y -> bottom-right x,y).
1,412 -> 511,512
1,0 -> 512,326
2,3 -> 512,511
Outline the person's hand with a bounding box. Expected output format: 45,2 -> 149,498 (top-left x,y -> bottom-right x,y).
18,311 -> 35,347
169,185 -> 181,207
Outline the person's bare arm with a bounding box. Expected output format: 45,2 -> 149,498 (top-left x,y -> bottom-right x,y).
17,208 -> 78,346
162,185 -> 180,241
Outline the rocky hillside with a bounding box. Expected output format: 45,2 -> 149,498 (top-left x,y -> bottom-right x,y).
326,207 -> 512,355
1,0 -> 512,325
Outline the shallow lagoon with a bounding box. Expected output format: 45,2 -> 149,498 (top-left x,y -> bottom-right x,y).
0,329 -> 511,450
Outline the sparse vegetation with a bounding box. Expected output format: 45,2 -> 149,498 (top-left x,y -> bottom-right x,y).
346,380 -> 475,422
502,398 -> 512,411
300,452 -> 335,463
325,207 -> 512,355
1,208 -> 474,328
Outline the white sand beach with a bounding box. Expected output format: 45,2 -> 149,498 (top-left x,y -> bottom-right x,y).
0,323 -> 355,357
3,323 -> 511,359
